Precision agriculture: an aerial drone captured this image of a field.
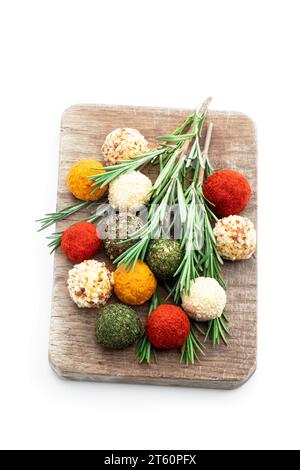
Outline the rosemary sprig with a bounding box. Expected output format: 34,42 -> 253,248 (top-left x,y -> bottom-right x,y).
165,121 -> 229,347
136,290 -> 161,365
90,147 -> 166,191
180,321 -> 206,365
113,108 -> 209,271
171,183 -> 205,303
204,312 -> 230,347
114,165 -> 186,270
199,198 -> 225,289
36,201 -> 96,232
46,231 -> 63,254
166,120 -> 210,302
196,125 -> 229,346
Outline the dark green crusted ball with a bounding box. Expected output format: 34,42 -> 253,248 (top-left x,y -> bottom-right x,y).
96,303 -> 142,349
146,239 -> 184,280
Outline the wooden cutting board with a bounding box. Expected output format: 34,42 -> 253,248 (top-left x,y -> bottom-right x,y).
49,104 -> 257,389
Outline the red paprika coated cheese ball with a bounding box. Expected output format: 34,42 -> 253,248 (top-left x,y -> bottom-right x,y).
145,305 -> 190,350
61,222 -> 102,263
203,169 -> 251,217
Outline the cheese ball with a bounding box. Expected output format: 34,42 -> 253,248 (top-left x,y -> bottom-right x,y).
145,305 -> 190,350
213,215 -> 256,260
114,260 -> 157,306
96,304 -> 142,349
102,128 -> 149,165
67,160 -> 108,201
182,277 -> 226,321
102,213 -> 143,261
67,260 -> 113,308
203,169 -> 251,217
108,171 -> 152,212
146,239 -> 183,280
61,222 -> 102,263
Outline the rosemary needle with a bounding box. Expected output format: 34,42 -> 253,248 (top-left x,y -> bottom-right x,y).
36,201 -> 96,232
136,290 -> 161,365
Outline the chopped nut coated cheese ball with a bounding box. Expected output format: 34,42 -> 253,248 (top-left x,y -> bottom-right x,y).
102,128 -> 149,165
67,260 -> 113,308
213,215 -> 256,261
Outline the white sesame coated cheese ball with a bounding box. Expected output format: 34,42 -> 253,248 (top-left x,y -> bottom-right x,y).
108,171 -> 153,212
67,260 -> 114,308
182,277 -> 226,321
213,215 -> 256,261
102,128 -> 149,165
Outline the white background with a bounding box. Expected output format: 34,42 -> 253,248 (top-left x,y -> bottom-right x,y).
0,0 -> 299,450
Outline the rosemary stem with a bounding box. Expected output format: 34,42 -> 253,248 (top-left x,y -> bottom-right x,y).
196,96 -> 212,118
198,122 -> 214,186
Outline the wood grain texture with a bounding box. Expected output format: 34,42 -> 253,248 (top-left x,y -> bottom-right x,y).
49,104 -> 257,389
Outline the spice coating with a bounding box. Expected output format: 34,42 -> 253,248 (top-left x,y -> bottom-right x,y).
102,128 -> 149,165
96,303 -> 142,349
203,169 -> 251,217
146,239 -> 184,279
145,305 -> 190,350
213,215 -> 256,260
67,160 -> 108,201
61,222 -> 101,262
102,214 -> 143,261
114,260 -> 157,305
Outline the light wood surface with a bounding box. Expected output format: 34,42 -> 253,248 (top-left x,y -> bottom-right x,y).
49,104 -> 257,389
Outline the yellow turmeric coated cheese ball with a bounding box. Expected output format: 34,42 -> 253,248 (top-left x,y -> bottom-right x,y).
67,160 -> 108,201
114,260 -> 157,306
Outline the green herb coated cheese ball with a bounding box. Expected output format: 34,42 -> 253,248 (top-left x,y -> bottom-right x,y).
146,239 -> 183,279
96,303 -> 142,349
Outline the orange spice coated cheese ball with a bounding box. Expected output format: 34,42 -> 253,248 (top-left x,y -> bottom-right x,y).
114,260 -> 157,306
67,160 -> 108,201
